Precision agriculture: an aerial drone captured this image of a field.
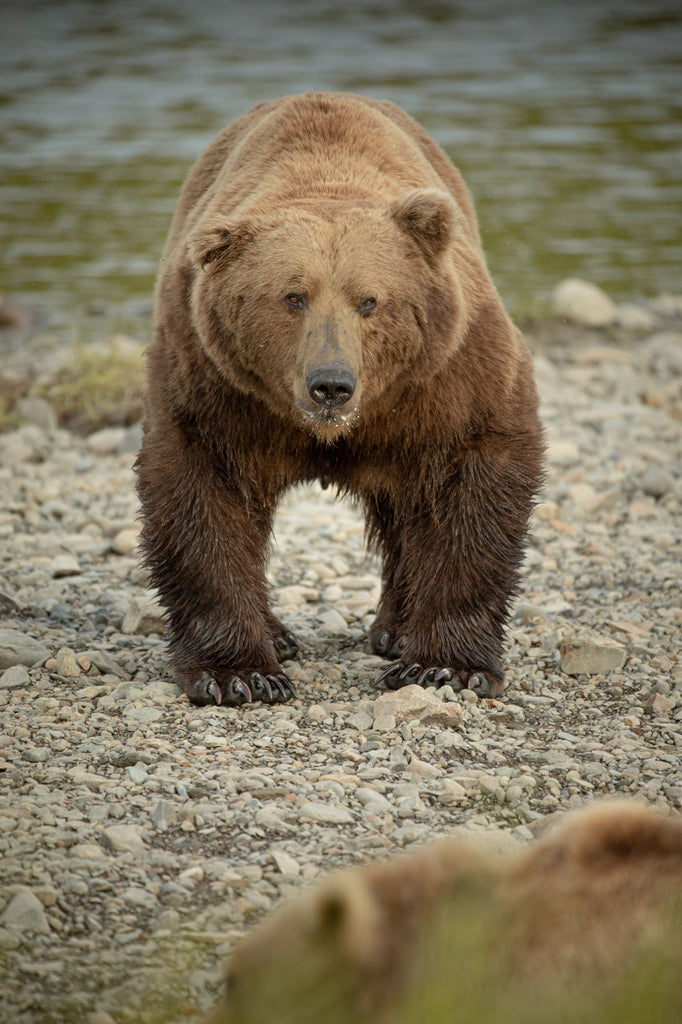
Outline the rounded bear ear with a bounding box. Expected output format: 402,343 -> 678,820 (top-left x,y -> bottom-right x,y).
188,223 -> 254,271
389,188 -> 459,262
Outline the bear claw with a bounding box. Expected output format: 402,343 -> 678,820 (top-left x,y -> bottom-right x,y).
466,672 -> 493,696
372,632 -> 405,659
275,632 -> 300,662
268,673 -> 298,701
187,676 -> 224,706
249,672 -> 273,703
225,677 -> 253,705
247,672 -> 297,704
186,673 -> 252,707
375,660 -> 453,691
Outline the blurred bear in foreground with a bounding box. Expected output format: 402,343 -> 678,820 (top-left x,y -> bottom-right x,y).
204,803 -> 682,1023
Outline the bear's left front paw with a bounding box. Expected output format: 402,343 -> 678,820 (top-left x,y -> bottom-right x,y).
375,661 -> 503,697
371,630 -> 405,660
274,631 -> 300,662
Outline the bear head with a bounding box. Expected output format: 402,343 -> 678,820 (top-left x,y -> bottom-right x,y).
188,188 -> 475,441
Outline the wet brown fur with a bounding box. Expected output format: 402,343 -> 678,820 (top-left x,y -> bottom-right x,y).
136,91 -> 544,699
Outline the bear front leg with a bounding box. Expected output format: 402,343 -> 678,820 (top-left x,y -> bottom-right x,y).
136,429 -> 297,707
372,435 -> 543,698
364,494 -> 408,659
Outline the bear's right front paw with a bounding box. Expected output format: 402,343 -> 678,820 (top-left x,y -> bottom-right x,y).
179,670 -> 297,707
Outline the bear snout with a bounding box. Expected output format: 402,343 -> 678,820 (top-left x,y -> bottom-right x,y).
306,363 -> 357,410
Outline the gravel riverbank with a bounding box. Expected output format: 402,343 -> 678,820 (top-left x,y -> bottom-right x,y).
1,290 -> 681,1023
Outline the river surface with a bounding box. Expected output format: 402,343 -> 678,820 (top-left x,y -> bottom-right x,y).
1,0 -> 681,335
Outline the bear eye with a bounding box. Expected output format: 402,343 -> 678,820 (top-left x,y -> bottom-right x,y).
202,245 -> 231,270
358,297 -> 377,316
284,293 -> 307,311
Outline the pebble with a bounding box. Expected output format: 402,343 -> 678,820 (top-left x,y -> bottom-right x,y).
0,664 -> 30,689
101,825 -> 146,855
121,594 -> 166,635
86,427 -> 127,455
0,628 -> 50,668
559,637 -> 627,675
644,693 -> 675,716
0,294 -> 681,1023
49,554 -> 81,578
615,303 -> 657,331
373,685 -> 441,727
639,465 -> 676,499
298,801 -> 354,825
0,889 -> 51,935
55,646 -> 82,677
14,396 -> 58,431
552,277 -> 616,326
270,850 -> 301,876
111,527 -> 141,555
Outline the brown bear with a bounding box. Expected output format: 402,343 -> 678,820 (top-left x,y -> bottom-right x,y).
136,91 -> 544,707
206,803 -> 682,1023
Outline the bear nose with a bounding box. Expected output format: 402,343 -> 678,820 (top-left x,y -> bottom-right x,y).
306,364 -> 357,409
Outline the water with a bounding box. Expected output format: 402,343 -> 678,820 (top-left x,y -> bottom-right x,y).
1,0 -> 681,336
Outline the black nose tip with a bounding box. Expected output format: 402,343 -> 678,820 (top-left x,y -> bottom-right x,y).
306,364 -> 357,409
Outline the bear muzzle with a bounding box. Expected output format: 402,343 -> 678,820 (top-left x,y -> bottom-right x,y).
294,317 -> 363,430
306,363 -> 357,411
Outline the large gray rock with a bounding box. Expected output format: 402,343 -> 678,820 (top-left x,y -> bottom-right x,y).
0,629 -> 49,669
373,684 -> 463,731
0,888 -> 51,934
101,825 -> 146,854
0,664 -> 30,689
559,637 -> 627,675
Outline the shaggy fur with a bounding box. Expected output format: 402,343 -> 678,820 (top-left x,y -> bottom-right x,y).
136,91 -> 544,705
210,803 -> 682,1022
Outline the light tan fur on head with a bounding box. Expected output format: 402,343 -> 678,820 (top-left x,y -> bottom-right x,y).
164,92 -> 500,445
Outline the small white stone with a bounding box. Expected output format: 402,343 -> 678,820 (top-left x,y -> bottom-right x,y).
553,278 -> 616,327
0,628 -> 50,669
122,595 -> 166,635
316,608 -> 348,631
111,526 -> 141,555
24,747 -> 50,763
86,426 -> 127,455
49,554 -> 81,578
271,850 -> 301,876
14,397 -> 57,431
101,825 -> 146,854
615,303 -> 656,331
55,647 -> 82,678
298,801 -> 353,825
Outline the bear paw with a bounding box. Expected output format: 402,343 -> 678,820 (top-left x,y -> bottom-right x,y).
375,661 -> 503,697
371,631 -> 405,660
181,670 -> 297,707
274,631 -> 300,662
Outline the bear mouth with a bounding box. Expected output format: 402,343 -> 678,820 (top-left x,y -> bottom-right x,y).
300,405 -> 359,438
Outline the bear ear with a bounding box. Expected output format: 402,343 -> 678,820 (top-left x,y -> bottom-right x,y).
390,188 -> 459,262
188,223 -> 254,272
